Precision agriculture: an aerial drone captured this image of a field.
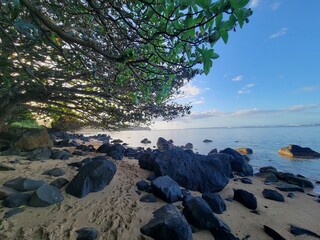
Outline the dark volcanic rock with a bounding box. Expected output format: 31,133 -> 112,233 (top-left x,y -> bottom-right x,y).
13,128 -> 53,151
4,177 -> 45,191
283,175 -> 314,188
153,148 -> 230,193
76,227 -> 98,240
27,147 -> 52,161
183,196 -> 225,230
219,148 -> 253,176
141,204 -> 192,240
4,208 -> 25,219
3,193 -> 31,208
50,178 -> 69,189
0,163 -> 15,171
208,148 -> 218,155
76,144 -> 95,152
241,177 -> 253,184
29,183 -> 64,207
259,166 -> 279,176
96,143 -> 125,160
202,192 -> 226,214
136,180 -> 149,191
151,176 -> 182,203
42,167 -> 66,177
138,151 -> 158,171
141,138 -> 151,144
157,137 -> 171,152
276,183 -> 304,192
262,189 -> 285,202
290,225 -> 320,238
185,143 -> 193,150
51,149 -> 72,160
0,187 -> 18,200
140,193 -> 157,203
287,192 -> 295,198
278,144 -> 320,158
264,225 -> 286,240
233,189 -> 257,210
65,159 -> 116,198
203,139 -> 213,143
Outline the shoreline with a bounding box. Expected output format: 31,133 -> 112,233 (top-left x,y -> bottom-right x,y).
0,136 -> 319,239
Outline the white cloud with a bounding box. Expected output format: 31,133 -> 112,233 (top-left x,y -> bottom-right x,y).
238,83 -> 255,94
269,27 -> 288,39
179,83 -> 201,98
271,2 -> 281,10
249,0 -> 261,8
191,97 -> 205,105
232,75 -> 243,81
302,85 -> 320,92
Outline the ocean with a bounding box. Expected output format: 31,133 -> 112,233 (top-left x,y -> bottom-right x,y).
86,126 -> 320,193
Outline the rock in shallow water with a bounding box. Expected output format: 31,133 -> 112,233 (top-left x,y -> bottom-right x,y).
278,144 -> 320,158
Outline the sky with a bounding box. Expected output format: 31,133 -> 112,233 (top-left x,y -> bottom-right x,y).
152,0 -> 320,129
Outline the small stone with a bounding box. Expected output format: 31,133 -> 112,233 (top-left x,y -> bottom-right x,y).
0,187 -> 18,200
4,177 -> 45,192
76,227 -> 98,240
136,180 -> 149,191
203,139 -> 213,143
42,167 -> 66,177
241,178 -> 253,184
233,189 -> 257,210
4,208 -> 25,218
140,194 -> 157,203
287,192 -> 295,198
262,189 -> 285,202
0,163 -> 15,171
50,178 -> 69,189
29,183 -> 64,207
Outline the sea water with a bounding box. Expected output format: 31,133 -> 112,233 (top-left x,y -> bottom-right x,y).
86,126 -> 320,193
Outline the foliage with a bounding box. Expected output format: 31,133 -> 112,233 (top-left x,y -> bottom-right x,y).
0,0 -> 252,130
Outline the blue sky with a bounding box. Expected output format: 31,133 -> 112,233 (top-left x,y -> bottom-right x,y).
152,0 -> 320,129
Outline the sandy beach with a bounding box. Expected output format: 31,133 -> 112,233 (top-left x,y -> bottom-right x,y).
0,141 -> 319,240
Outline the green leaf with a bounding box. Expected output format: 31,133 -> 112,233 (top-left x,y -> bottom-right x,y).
196,0 -> 211,10
220,30 -> 228,44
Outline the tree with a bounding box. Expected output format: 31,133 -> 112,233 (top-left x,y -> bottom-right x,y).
0,0 -> 252,131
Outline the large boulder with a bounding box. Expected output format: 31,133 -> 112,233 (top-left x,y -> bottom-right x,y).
138,151 -> 158,171
141,204 -> 192,240
96,143 -> 125,160
29,183 -> 64,207
219,148 -> 253,176
278,144 -> 320,158
151,176 -> 182,203
65,159 -> 116,198
13,128 -> 53,151
157,137 -> 172,152
153,148 -> 230,193
27,147 -> 52,161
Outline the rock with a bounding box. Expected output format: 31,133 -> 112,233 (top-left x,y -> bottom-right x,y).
141,204 -> 192,240
202,192 -> 226,214
65,159 -> 116,198
141,138 -> 151,144
0,187 -> 18,200
27,147 -> 52,161
157,137 -> 171,152
0,148 -> 21,156
208,148 -> 218,155
183,196 -> 226,230
4,177 -> 45,191
241,177 -> 253,184
263,225 -> 286,240
51,149 -> 72,160
287,192 -> 295,198
140,194 -> 157,203
262,189 -> 285,202
153,148 -> 230,193
282,175 -> 314,188
278,144 -> 320,158
54,139 -> 72,147
290,225 -> 320,238
233,189 -> 257,210
72,150 -> 85,156
203,139 -> 213,143
138,151 -> 158,171
111,139 -> 123,144
264,173 -> 279,183
4,208 -> 25,219
276,183 -> 304,192
13,128 -> 53,151
2,193 -> 31,208
42,167 -> 66,177
76,227 -> 98,240
220,148 -> 253,176
151,176 -> 182,203
185,143 -> 193,150
50,178 -> 69,189
236,148 -> 253,155
136,180 -> 149,191
124,148 -> 144,159
76,144 -> 95,152
96,143 -> 125,160
0,163 -> 15,171
29,183 -> 64,207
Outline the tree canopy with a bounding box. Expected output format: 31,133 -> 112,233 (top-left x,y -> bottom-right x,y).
0,0 -> 252,131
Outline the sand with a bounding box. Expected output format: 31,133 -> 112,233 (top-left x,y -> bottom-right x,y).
0,143 -> 319,240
